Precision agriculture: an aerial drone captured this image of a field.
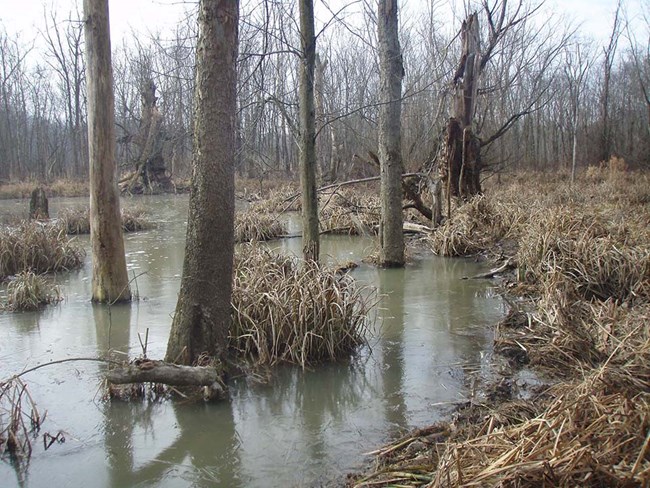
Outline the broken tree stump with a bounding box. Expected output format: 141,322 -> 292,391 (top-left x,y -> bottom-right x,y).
29,187 -> 49,220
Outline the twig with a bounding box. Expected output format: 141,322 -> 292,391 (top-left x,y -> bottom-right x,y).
3,358 -> 121,383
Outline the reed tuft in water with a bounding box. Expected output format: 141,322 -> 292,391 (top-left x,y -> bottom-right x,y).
57,206 -> 154,235
230,245 -> 373,367
235,209 -> 287,242
3,271 -> 62,312
0,221 -> 85,279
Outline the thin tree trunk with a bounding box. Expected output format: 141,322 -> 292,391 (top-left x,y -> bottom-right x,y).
83,0 -> 131,303
298,0 -> 319,262
378,0 -> 404,267
165,0 -> 238,366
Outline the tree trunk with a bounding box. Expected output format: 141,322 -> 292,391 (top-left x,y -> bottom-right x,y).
83,0 -> 131,303
298,0 -> 319,262
377,0 -> 404,267
445,13 -> 482,200
165,0 -> 238,366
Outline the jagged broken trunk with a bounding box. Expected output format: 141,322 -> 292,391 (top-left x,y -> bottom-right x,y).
120,80 -> 174,194
445,12 -> 482,199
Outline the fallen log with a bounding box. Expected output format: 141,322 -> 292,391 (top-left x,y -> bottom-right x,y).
106,360 -> 219,387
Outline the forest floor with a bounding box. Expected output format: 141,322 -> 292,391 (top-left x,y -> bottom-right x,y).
342,166 -> 650,487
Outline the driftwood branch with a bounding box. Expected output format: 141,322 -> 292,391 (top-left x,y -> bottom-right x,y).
463,259 -> 514,280
284,172 -> 423,203
106,360 -> 219,387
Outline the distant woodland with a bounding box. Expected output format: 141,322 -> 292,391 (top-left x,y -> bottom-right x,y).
0,0 -> 648,183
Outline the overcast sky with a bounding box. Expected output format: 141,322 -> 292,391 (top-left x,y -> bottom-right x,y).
0,0 -> 645,48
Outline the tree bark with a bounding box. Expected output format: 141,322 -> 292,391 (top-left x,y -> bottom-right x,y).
83,0 -> 131,303
298,0 -> 320,262
377,0 -> 405,267
165,0 -> 238,366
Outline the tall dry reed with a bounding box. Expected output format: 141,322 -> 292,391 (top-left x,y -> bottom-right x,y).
0,221 -> 85,279
230,245 -> 372,367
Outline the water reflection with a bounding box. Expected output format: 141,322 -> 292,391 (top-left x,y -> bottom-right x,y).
104,401 -> 241,488
378,268 -> 409,436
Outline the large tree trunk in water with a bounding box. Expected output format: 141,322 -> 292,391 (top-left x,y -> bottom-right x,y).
298,0 -> 319,262
165,0 -> 238,366
378,0 -> 404,267
83,0 -> 131,303
445,13 -> 482,200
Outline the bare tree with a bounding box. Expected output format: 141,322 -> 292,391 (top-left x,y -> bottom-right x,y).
166,0 -> 239,366
83,0 -> 131,303
378,0 -> 404,267
565,41 -> 593,183
599,0 -> 623,163
42,6 -> 86,178
298,0 -> 319,262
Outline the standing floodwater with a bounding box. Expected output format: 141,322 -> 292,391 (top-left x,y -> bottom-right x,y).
0,195 -> 504,487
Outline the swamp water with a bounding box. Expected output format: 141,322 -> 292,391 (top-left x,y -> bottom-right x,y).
0,195 -> 505,487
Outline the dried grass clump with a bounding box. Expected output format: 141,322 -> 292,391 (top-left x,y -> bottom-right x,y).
235,209 -> 287,242
57,206 -> 153,235
3,271 -> 62,311
57,207 -> 90,234
428,195 -> 523,256
249,185 -> 302,213
121,207 -> 154,232
48,179 -> 88,197
0,221 -> 85,279
319,190 -> 380,235
230,245 -> 372,367
517,208 -> 649,302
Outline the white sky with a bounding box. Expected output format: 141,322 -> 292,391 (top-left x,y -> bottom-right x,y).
0,0 -> 645,48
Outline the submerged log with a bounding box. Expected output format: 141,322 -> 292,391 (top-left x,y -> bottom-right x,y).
106,360 -> 219,387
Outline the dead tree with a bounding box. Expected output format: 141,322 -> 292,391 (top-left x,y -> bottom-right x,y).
29,187 -> 49,220
445,12 -> 482,200
120,79 -> 173,194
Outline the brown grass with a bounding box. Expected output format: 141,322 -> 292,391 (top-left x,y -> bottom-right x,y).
2,271 -> 62,311
319,189 -> 380,235
230,245 -> 373,367
351,171 -> 650,487
235,209 -> 287,242
0,221 -> 85,279
57,206 -> 154,235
